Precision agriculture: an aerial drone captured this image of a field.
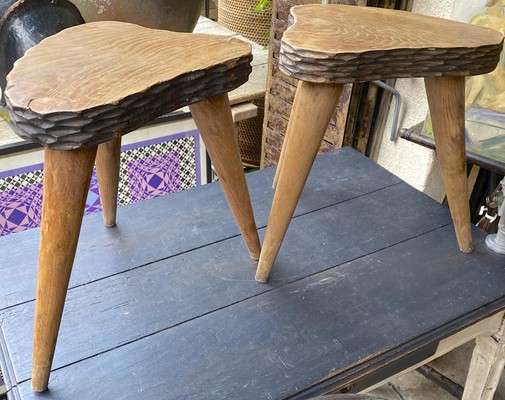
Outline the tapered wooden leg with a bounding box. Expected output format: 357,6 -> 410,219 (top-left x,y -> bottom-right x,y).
424,76 -> 472,253
32,147 -> 97,392
189,94 -> 261,260
256,81 -> 343,282
96,136 -> 121,227
272,122 -> 291,189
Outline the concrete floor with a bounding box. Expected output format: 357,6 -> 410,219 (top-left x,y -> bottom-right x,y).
369,340 -> 505,399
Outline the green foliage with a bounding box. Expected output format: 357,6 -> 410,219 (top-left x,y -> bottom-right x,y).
0,107 -> 10,123
255,0 -> 272,12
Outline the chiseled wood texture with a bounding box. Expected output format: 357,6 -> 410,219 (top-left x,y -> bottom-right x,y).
279,4 -> 504,83
1,149 -> 505,399
261,4 -> 503,281
4,21 -> 252,150
261,0 -> 356,169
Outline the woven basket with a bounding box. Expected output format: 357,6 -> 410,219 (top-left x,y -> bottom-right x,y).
237,97 -> 265,167
218,0 -> 271,46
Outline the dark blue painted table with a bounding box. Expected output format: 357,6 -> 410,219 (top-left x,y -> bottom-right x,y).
1,148 -> 504,399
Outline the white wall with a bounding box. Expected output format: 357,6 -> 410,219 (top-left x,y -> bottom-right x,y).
374,0 -> 457,203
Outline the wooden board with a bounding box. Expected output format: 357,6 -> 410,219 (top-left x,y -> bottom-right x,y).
260,1 -> 415,168
1,148 -> 505,399
0,148 -> 399,310
280,5 -> 503,83
5,21 -> 253,150
261,0 -> 357,168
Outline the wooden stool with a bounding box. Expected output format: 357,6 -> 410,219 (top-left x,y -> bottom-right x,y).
4,21 -> 261,391
255,5 -> 504,282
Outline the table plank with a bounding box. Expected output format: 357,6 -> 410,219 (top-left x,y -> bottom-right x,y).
0,181 -> 450,384
4,226 -> 505,400
0,148 -> 400,310
3,148 -> 503,400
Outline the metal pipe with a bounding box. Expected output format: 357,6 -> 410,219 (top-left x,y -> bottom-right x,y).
400,124 -> 505,175
205,0 -> 210,18
372,80 -> 401,141
416,365 -> 464,400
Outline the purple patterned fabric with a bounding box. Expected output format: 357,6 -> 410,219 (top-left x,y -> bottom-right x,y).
0,183 -> 43,236
0,132 -> 198,237
86,172 -> 102,214
128,152 -> 181,203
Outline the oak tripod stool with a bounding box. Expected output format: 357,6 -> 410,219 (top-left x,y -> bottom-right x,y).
255,5 -> 504,283
4,21 -> 261,392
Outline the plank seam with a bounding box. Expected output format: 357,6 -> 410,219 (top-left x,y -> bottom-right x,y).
13,219 -> 453,387
0,322 -> 16,394
0,180 -> 404,314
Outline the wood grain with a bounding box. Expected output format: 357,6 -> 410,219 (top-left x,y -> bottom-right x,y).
4,21 -> 252,150
4,224 -> 505,399
256,81 -> 343,282
95,136 -> 121,227
262,4 -> 503,279
279,4 -> 504,83
260,0 -> 354,169
462,323 -> 505,400
189,94 -> 261,260
32,147 -> 97,392
424,76 -> 472,253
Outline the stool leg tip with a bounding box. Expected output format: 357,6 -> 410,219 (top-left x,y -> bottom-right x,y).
247,241 -> 261,262
255,255 -> 275,283
460,245 -> 473,253
31,384 -> 48,393
255,269 -> 269,283
31,368 -> 49,393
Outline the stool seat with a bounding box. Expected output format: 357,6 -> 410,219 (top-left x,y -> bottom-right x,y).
5,21 -> 252,150
280,5 -> 503,83
255,4 -> 504,282
4,21 -> 261,392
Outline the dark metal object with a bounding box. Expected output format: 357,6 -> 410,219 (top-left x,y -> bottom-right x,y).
69,0 -> 204,32
205,0 -> 210,18
416,365 -> 464,399
0,0 -> 84,102
372,80 -> 401,141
